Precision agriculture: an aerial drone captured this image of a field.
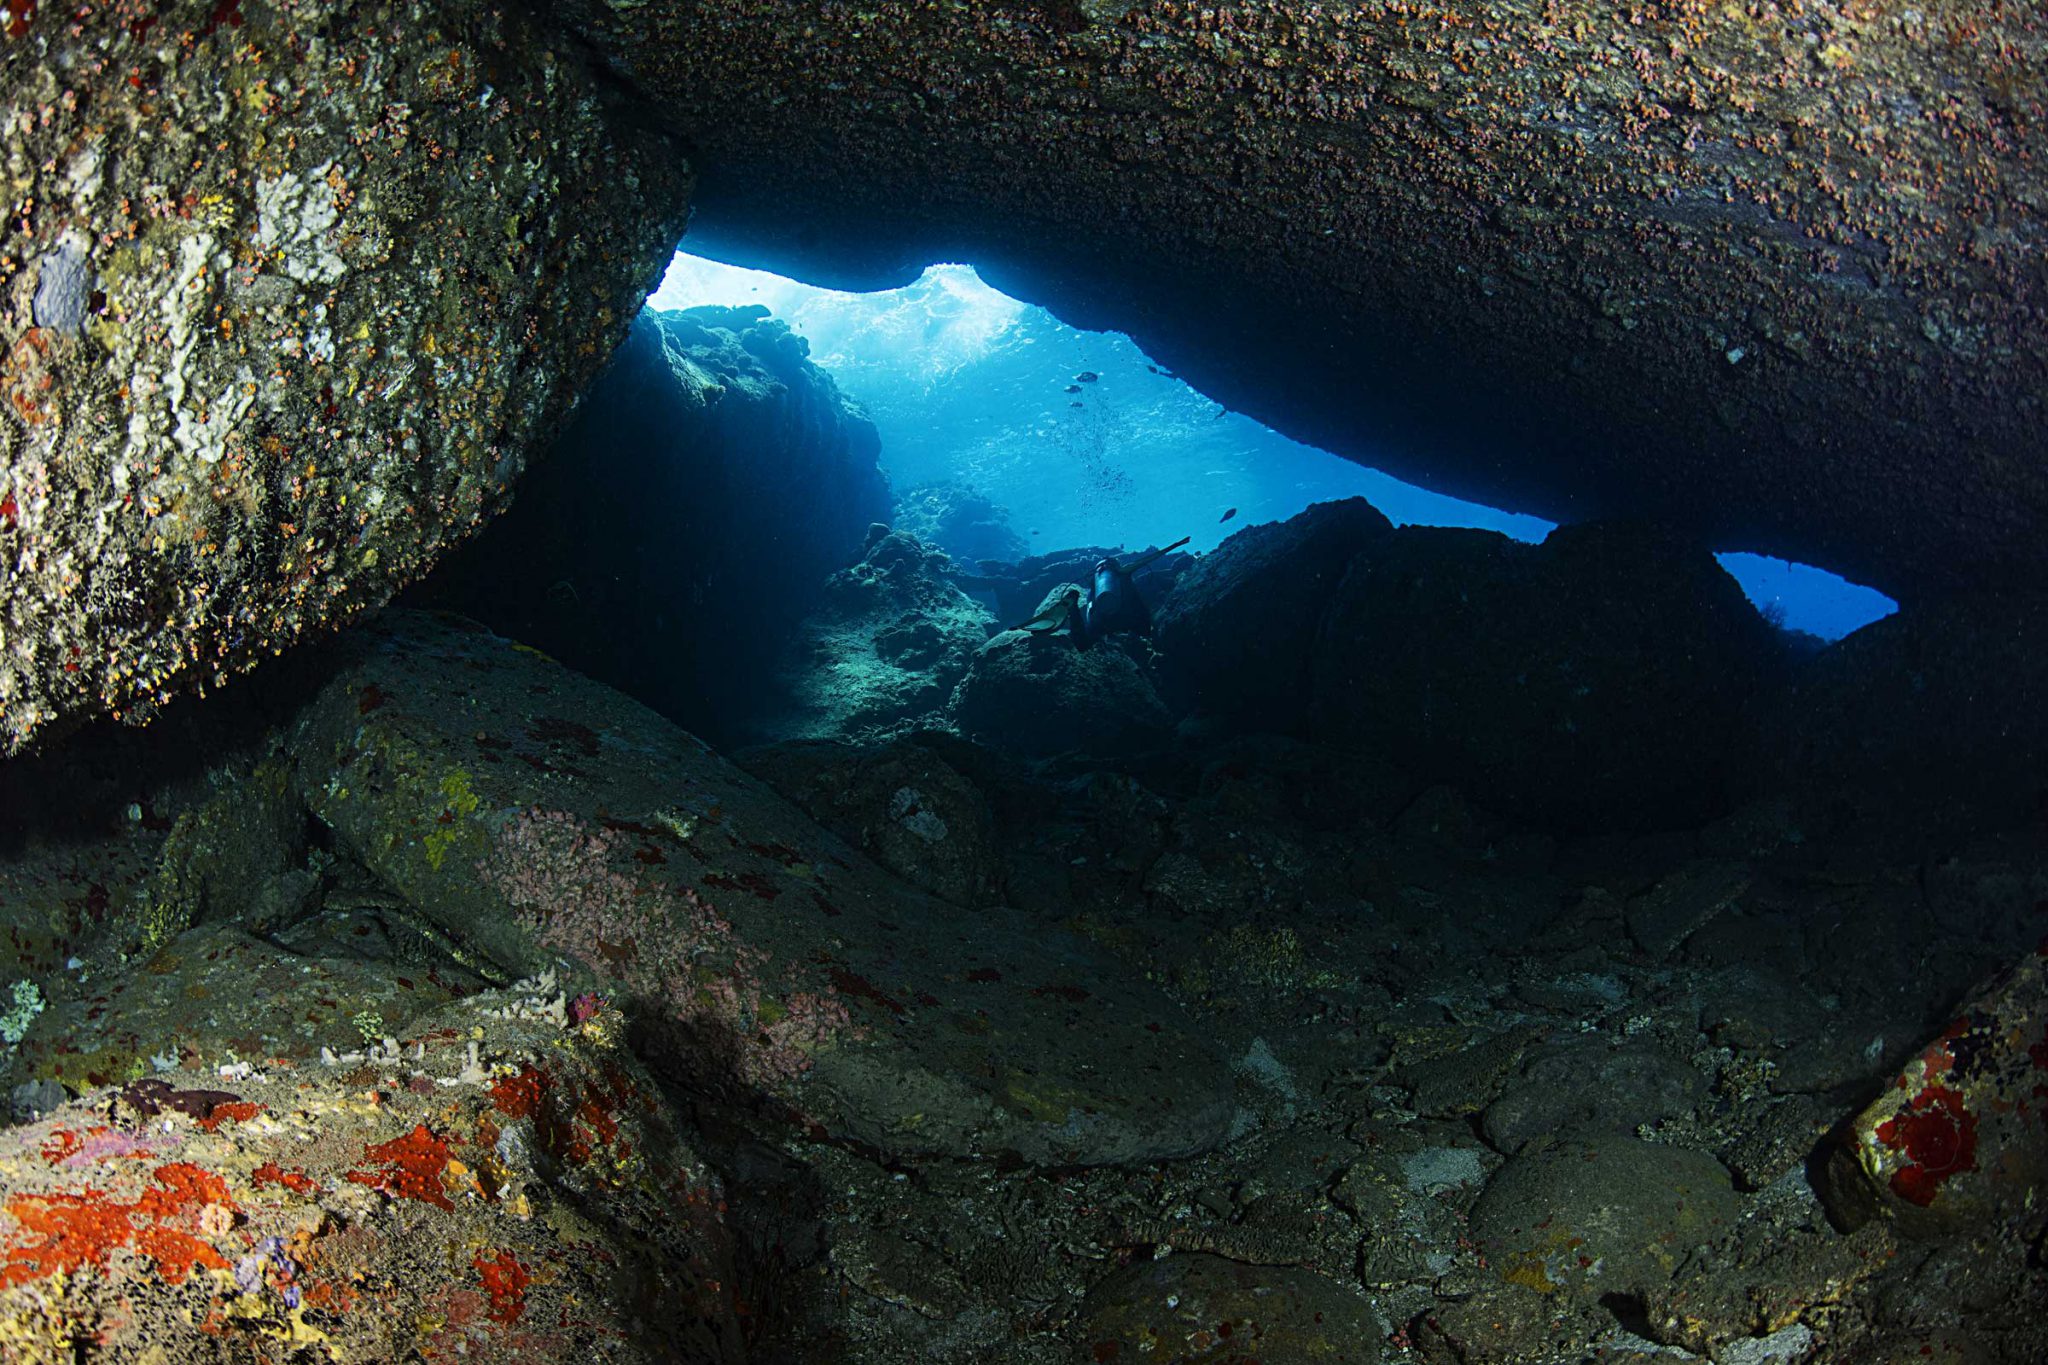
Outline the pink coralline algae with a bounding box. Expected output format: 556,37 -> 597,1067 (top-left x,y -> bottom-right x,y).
481,808 -> 860,1086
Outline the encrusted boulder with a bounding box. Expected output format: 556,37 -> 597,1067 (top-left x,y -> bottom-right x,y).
1154,497 -> 1394,724
287,610 -> 1235,1166
1820,945 -> 2048,1240
951,629 -> 1173,761
0,987 -> 743,1362
1309,521 -> 1784,834
735,737 -> 1005,908
0,0 -> 693,754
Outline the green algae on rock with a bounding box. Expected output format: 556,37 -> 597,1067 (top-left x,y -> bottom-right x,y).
0,0 -> 693,755
287,610 -> 1236,1166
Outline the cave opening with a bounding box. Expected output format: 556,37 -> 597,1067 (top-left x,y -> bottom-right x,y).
2,0 -> 2043,1353
643,250 -> 1899,645
403,245 -> 1901,757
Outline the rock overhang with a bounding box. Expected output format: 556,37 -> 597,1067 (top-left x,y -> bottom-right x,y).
3,0 -> 2041,755
548,0 -> 2047,602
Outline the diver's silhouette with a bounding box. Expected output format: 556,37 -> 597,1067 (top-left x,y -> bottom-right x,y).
1013,537 -> 1190,648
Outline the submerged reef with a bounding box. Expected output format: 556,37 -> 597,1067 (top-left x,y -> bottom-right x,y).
2,499 -> 2043,1360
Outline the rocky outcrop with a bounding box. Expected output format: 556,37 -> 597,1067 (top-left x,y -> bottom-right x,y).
1154,497 -> 1393,724
288,610 -> 1236,1166
951,627 -> 1174,761
410,305 -> 889,741
550,0 -> 2047,601
1774,594 -> 2048,845
763,527 -> 996,742
892,483 -> 1026,567
0,0 -> 693,754
0,988 -> 745,1362
1309,520 -> 1785,834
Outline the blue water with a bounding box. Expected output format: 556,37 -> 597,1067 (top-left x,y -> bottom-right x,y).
650,253 -> 1895,641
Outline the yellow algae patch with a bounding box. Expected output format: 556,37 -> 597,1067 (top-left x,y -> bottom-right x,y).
1002,1077 -> 1091,1124
422,770 -> 482,870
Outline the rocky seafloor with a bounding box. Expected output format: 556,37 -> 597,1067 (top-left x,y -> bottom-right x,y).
0,497 -> 2042,1365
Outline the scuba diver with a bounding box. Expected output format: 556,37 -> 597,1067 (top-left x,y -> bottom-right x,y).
1012,536 -> 1190,648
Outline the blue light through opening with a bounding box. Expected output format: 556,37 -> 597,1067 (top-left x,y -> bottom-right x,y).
649,253 -> 1895,641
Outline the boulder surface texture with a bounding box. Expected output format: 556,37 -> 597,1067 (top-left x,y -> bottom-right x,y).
290,610 -> 1236,1167
0,0 -> 693,754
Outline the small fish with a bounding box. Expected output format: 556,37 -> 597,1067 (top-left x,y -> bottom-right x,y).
1074,371 -> 1098,383
1070,401 -> 1084,408
1219,507 -> 1237,523
1146,363 -> 1176,379
1063,384 -> 1081,393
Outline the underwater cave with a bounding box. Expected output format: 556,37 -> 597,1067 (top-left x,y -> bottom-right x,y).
0,2 -> 2044,1362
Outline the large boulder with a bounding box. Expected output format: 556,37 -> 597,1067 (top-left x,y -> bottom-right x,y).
1154,497 -> 1394,724
951,627 -> 1173,761
409,306 -> 888,742
1469,1135 -> 1742,1303
287,610 -> 1235,1166
1775,594 -> 2048,844
1308,521 -> 1785,834
0,0 -> 693,754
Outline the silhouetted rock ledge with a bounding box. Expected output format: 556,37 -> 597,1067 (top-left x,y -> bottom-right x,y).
570,0 -> 2048,599
408,306 -> 889,743
288,611 -> 1236,1166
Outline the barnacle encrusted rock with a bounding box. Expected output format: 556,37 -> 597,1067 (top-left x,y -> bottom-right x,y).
0,0 -> 693,755
557,0 -> 2047,600
287,610 -> 1236,1166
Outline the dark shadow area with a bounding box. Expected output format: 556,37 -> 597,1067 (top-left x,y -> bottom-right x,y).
404,304 -> 889,747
